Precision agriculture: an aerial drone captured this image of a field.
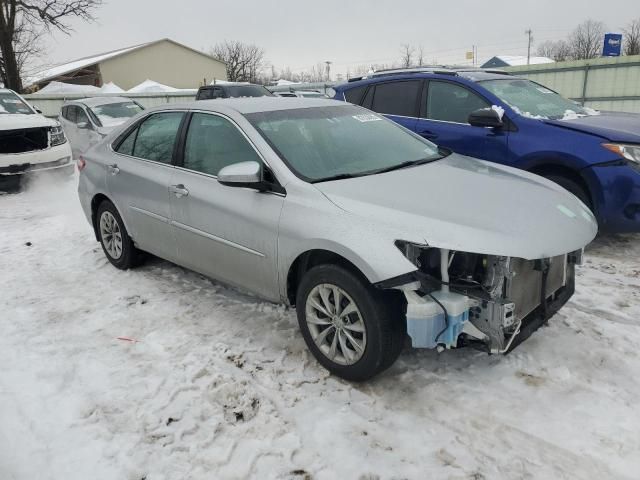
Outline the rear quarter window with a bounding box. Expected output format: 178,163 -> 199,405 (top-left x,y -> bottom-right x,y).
344,85 -> 367,104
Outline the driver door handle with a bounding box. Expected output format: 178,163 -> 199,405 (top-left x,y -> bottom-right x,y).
108,163 -> 120,175
169,184 -> 189,198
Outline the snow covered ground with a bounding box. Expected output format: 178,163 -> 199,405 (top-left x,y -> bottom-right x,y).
1,174 -> 639,480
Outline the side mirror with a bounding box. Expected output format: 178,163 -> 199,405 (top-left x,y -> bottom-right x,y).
468,108 -> 503,128
77,121 -> 90,129
33,106 -> 43,114
218,161 -> 262,189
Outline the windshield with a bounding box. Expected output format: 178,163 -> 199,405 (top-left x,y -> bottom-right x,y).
0,91 -> 34,114
226,85 -> 274,98
90,101 -> 143,127
480,79 -> 593,120
247,105 -> 441,182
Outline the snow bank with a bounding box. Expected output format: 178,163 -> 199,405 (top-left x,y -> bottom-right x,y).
99,82 -> 125,94
127,79 -> 180,93
33,81 -> 101,95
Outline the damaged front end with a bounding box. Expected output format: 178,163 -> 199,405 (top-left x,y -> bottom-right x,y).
378,242 -> 583,354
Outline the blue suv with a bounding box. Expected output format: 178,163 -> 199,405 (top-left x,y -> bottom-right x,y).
333,68 -> 640,232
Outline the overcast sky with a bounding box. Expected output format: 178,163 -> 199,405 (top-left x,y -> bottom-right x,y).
42,0 -> 637,77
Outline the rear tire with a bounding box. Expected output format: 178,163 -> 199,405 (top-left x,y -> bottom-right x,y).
296,264 -> 406,381
544,174 -> 592,211
96,200 -> 141,270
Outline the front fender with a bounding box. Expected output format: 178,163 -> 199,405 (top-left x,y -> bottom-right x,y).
277,188 -> 418,301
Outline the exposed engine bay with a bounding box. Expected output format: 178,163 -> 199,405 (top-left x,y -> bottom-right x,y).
388,243 -> 583,353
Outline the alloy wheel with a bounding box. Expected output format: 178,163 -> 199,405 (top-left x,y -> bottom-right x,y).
99,211 -> 123,260
305,283 -> 367,365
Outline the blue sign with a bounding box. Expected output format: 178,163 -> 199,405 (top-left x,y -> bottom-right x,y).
603,33 -> 623,57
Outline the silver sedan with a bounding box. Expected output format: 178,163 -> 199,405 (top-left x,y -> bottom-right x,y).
59,97 -> 143,159
77,98 -> 596,380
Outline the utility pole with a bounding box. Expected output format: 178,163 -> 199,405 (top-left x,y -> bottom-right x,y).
325,61 -> 332,81
525,29 -> 533,65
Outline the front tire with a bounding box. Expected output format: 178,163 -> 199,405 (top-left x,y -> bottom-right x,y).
296,264 -> 406,381
96,200 -> 140,270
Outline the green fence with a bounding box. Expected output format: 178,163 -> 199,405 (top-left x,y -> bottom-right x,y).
505,55 -> 640,113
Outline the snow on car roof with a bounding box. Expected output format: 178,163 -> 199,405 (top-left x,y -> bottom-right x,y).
67,96 -> 136,107
153,97 -> 348,115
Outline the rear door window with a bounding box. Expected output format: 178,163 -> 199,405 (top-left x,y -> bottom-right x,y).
131,112 -> 184,164
370,80 -> 421,117
425,81 -> 490,124
197,88 -> 214,100
116,127 -> 137,156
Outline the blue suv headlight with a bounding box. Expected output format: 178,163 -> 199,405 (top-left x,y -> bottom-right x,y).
49,125 -> 67,147
603,143 -> 640,168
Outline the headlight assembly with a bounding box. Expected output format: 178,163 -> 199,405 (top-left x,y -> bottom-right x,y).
49,125 -> 67,147
602,143 -> 640,165
395,240 -> 430,267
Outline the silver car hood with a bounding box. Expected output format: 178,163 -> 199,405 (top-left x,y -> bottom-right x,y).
314,155 -> 597,260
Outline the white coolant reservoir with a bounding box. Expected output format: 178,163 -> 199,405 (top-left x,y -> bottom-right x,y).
405,290 -> 470,349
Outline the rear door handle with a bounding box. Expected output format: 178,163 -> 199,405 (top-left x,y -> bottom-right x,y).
108,163 -> 120,175
169,184 -> 189,198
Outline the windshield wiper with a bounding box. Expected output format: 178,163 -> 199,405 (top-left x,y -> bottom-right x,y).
370,156 -> 442,175
311,153 -> 449,184
311,172 -> 362,184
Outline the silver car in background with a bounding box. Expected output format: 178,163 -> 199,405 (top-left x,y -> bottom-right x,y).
77,98 -> 597,381
59,97 -> 143,158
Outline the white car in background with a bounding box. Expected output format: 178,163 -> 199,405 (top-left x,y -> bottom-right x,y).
59,97 -> 143,159
0,88 -> 72,187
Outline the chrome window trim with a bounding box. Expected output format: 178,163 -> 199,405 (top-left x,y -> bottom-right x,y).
384,113 -> 470,126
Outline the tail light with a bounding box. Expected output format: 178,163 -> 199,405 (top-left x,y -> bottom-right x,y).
77,156 -> 86,172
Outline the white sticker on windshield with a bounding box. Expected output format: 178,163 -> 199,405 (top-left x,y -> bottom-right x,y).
536,87 -> 553,94
352,114 -> 382,123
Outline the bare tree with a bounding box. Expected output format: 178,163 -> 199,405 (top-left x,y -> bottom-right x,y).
567,19 -> 606,60
536,39 -> 573,61
400,44 -> 415,68
0,14 -> 43,86
416,45 -> 425,66
210,40 -> 265,83
622,18 -> 640,56
0,0 -> 102,92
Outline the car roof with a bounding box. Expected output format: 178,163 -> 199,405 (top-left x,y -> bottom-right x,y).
338,67 -> 517,87
150,97 -> 348,115
66,96 -> 134,107
200,83 -> 264,89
